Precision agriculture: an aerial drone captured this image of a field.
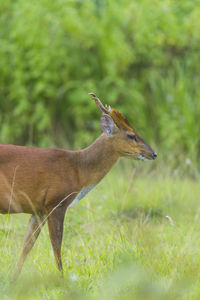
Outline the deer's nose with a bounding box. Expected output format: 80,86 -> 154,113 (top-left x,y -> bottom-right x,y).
152,152 -> 157,160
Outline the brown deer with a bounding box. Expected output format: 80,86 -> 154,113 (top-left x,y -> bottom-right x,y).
0,93 -> 157,280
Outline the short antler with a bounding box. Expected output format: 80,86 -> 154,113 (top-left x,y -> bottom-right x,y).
89,93 -> 111,114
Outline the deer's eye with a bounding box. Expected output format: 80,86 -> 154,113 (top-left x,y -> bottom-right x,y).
127,134 -> 137,141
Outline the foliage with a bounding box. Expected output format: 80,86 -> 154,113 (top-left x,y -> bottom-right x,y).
0,0 -> 200,156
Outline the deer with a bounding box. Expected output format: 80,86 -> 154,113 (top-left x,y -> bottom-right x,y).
0,93 -> 157,281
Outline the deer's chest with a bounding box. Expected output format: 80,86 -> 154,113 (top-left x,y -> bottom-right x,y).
68,184 -> 97,208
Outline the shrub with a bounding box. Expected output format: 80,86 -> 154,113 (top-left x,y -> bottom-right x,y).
0,0 -> 199,158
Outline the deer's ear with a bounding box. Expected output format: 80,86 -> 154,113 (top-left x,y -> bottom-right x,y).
100,114 -> 115,137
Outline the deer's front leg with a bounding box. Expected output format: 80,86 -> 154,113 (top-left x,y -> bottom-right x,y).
46,205 -> 66,273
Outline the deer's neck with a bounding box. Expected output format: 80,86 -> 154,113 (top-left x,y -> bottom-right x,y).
72,134 -> 119,187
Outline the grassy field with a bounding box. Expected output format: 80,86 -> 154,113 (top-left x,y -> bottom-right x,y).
0,160 -> 200,300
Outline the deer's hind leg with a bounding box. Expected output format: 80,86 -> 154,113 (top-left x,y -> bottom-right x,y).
11,214 -> 46,281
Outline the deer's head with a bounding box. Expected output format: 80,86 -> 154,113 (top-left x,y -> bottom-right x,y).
89,93 -> 157,161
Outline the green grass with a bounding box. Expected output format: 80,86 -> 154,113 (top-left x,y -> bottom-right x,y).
0,161 -> 200,299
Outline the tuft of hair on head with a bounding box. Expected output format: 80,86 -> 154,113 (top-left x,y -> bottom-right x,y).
109,109 -> 133,131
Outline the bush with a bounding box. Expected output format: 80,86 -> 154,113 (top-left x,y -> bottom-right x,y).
0,0 -> 200,158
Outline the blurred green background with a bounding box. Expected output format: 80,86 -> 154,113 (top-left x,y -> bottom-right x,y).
1,1 -> 200,299
0,0 -> 200,158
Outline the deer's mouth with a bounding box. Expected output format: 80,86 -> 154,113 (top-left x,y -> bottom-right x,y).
123,152 -> 152,161
123,152 -> 137,156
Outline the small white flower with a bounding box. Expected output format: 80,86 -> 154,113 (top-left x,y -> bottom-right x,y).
70,273 -> 78,282
185,158 -> 191,165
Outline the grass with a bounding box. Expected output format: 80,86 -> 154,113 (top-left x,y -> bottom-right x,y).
0,160 -> 200,299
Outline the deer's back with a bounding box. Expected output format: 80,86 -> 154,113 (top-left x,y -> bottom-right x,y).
0,144 -> 79,214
